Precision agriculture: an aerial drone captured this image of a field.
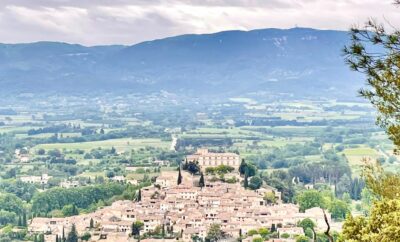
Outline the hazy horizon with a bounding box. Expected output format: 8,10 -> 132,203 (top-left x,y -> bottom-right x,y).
1,0 -> 399,45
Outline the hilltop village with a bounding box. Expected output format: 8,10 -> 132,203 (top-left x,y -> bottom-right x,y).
28,149 -> 342,242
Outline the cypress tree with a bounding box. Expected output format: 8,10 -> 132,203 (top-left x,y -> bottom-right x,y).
89,218 -> 94,229
66,224 -> 78,242
239,159 -> 247,176
177,167 -> 182,185
199,172 -> 205,188
39,234 -> 45,242
62,226 -> 65,242
244,168 -> 249,189
137,189 -> 142,202
22,212 -> 27,227
271,224 -> 276,232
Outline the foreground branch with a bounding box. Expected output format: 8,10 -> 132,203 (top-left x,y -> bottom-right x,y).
323,209 -> 334,242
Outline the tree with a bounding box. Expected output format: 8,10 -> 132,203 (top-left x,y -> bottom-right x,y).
343,2 -> 400,152
246,164 -> 257,177
0,193 -> 25,215
66,224 -> 78,242
38,234 -> 45,242
62,226 -> 65,241
248,176 -> 263,190
0,210 -> 16,225
342,198 -> 400,241
187,162 -> 200,175
62,204 -> 79,216
199,173 -> 205,188
296,190 -> 325,212
137,189 -> 142,202
214,165 -> 234,174
37,149 -> 46,155
22,211 -> 27,227
336,174 -> 351,197
206,224 -> 225,242
177,167 -> 183,185
258,228 -> 270,239
89,218 -> 94,229
304,228 -> 314,239
247,229 -> 258,236
264,192 -> 277,205
131,221 -> 144,237
360,187 -> 374,215
342,162 -> 400,241
81,232 -> 91,241
296,235 -> 310,242
298,218 -> 315,232
239,159 -> 247,176
105,170 -> 115,178
243,171 -> 249,189
329,199 -> 349,220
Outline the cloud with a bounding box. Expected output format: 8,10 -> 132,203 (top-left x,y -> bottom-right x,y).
0,0 -> 399,45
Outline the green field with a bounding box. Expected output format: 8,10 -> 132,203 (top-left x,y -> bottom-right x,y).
33,138 -> 170,152
343,147 -> 378,156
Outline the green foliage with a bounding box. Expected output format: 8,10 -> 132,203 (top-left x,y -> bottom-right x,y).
0,193 -> 25,215
0,210 -> 16,225
296,190 -> 325,212
296,235 -> 310,242
62,204 -> 79,217
342,198 -> 400,241
281,233 -> 290,239
342,162 -> 400,241
247,229 -> 258,236
80,232 -> 91,241
239,160 -> 256,177
31,183 -> 127,215
263,192 -> 277,204
248,176 -> 263,190
185,162 -> 200,175
298,218 -> 315,232
329,199 -> 349,220
131,220 -> 144,236
177,167 -> 182,185
205,165 -> 235,175
258,228 -> 270,238
243,173 -> 249,189
344,12 -> 400,151
0,180 -> 37,201
199,173 -> 205,188
336,174 -> 351,197
89,218 -> 94,229
206,224 -> 225,242
304,227 -> 313,239
66,224 -> 78,242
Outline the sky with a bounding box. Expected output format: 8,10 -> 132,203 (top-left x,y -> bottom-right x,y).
0,0 -> 399,46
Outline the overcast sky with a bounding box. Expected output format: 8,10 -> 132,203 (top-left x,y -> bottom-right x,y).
0,0 -> 399,46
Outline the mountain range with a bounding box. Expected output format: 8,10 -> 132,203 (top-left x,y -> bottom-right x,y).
0,27 -> 363,99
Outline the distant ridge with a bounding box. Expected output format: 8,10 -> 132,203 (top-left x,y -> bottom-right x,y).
0,28 -> 362,98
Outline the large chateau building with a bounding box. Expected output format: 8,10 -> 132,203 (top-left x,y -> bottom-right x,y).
186,148 -> 240,169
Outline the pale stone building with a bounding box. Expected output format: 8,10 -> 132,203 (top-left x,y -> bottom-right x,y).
186,148 -> 240,170
20,174 -> 52,184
